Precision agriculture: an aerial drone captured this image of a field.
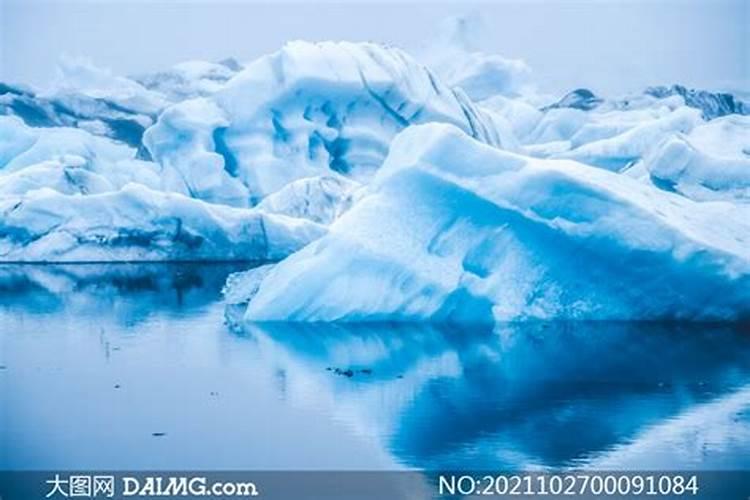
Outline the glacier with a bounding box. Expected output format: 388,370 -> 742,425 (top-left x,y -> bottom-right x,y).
240,124 -> 750,322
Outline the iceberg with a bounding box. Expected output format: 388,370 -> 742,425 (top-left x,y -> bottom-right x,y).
1,60 -> 164,155
209,41 -> 511,201
2,40 -> 748,274
542,88 -> 604,111
0,183 -> 324,262
241,124 -> 750,322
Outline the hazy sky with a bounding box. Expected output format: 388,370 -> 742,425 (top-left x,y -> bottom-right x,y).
1,0 -> 747,96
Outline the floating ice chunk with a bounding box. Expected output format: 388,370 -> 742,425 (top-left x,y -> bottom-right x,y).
0,157 -> 161,197
1,116 -> 131,171
0,184 -> 324,262
243,123 -> 750,322
256,175 -> 360,225
1,87 -> 156,153
212,41 -> 509,200
524,108 -> 589,145
143,97 -> 249,206
0,159 -> 114,196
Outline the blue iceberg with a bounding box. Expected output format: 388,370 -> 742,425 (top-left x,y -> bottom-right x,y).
239,124 -> 750,322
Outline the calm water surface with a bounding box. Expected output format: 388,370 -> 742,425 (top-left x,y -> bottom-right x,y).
2,263 -> 750,471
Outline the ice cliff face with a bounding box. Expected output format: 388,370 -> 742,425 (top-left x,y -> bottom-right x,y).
240,124 -> 750,322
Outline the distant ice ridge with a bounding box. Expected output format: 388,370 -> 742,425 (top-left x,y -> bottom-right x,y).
239,124 -> 750,322
645,85 -> 749,120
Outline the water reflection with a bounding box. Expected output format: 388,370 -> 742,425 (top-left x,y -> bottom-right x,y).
0,262 -> 251,324
2,263 -> 749,471
236,319 -> 750,470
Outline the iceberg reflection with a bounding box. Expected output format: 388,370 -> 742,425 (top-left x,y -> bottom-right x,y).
236,319 -> 750,470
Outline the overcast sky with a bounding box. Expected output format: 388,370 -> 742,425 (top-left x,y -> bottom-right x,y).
1,0 -> 747,96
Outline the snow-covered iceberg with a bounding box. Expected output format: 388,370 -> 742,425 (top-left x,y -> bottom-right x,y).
514,85 -> 748,174
0,102 -> 327,263
240,124 -> 750,322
